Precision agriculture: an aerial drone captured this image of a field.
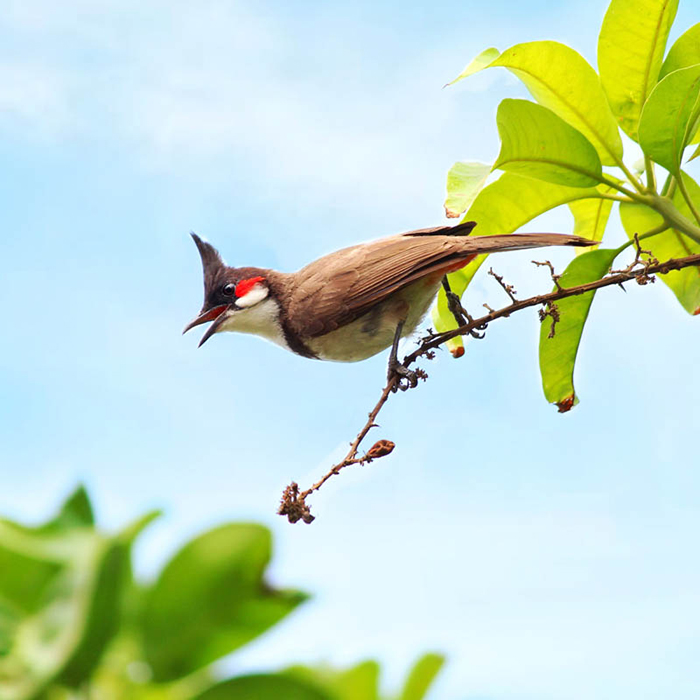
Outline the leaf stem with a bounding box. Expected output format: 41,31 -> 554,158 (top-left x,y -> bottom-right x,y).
595,193 -> 633,203
615,159 -> 646,194
649,192 -> 700,244
666,177 -> 678,199
613,223 -> 669,255
644,156 -> 657,192
676,173 -> 700,225
599,174 -> 647,202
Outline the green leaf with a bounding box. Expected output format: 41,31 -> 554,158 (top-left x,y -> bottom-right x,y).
539,248 -> 619,411
0,526 -> 64,616
399,653 -> 445,700
193,674 -> 333,700
142,523 -> 308,682
287,661 -> 379,700
689,142 -> 700,162
494,99 -> 603,188
41,486 -> 95,533
446,47 -> 500,86
444,162 -> 491,219
660,23 -> 700,78
0,527 -> 128,699
598,0 -> 679,140
660,23 -> 700,146
448,42 -> 623,165
57,540 -> 131,687
568,183 -> 618,252
619,172 -> 700,314
638,65 -> 700,173
433,173 -> 601,337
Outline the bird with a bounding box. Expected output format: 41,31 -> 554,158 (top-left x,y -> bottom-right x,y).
183,221 -> 593,386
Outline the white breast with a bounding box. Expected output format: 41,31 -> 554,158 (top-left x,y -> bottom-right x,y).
217,297 -> 291,351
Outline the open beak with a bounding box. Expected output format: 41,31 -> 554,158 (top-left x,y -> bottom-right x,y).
182,305 -> 230,347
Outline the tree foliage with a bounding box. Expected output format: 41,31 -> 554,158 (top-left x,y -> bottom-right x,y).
0,487 -> 444,700
436,0 -> 700,411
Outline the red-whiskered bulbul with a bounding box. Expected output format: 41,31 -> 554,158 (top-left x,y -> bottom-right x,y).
183,222 -> 593,383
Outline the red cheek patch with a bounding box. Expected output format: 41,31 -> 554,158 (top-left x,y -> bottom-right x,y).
235,276 -> 265,298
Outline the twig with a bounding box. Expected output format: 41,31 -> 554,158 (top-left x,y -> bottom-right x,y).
532,259 -> 563,290
488,267 -> 518,302
611,232 -> 659,284
406,252 -> 700,362
279,252 -> 700,524
538,302 -> 560,338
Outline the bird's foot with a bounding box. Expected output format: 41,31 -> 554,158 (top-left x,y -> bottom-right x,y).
387,357 -> 419,392
445,289 -> 467,326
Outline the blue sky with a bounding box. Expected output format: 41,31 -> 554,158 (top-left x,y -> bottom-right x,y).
1,0 -> 700,698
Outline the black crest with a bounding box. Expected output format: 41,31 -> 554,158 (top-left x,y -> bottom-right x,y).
190,232 -> 225,290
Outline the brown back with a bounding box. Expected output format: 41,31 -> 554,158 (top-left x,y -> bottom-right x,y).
280,224 -> 591,337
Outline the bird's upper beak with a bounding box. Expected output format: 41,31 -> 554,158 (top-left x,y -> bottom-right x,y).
182,304 -> 231,347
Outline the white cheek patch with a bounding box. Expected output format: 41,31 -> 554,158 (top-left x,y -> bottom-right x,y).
236,283 -> 269,308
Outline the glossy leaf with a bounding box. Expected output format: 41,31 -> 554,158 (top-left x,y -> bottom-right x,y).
142,523 -> 308,682
501,42 -> 621,165
598,0 -> 679,140
660,23 -> 700,146
619,172 -> 700,314
193,674 -> 333,700
660,23 -> 700,78
446,47 -> 500,86
638,65 -> 700,173
568,183 -> 619,252
432,173 -> 600,337
494,99 -> 603,187
539,248 -> 619,410
444,162 -> 491,218
399,653 -> 445,700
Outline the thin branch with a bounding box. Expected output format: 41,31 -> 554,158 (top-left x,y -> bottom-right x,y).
531,259 -> 562,290
407,252 -> 700,359
488,267 -> 518,302
279,252 -> 700,524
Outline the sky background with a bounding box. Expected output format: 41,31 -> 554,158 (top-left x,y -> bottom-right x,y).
1,0 -> 700,698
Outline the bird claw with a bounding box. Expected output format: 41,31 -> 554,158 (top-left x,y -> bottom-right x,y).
445,289 -> 467,326
388,359 -> 419,392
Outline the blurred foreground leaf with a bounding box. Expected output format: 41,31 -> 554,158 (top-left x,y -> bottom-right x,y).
399,653 -> 445,700
0,488 -> 152,700
142,523 -> 307,682
194,673 -> 333,700
288,661 -> 380,700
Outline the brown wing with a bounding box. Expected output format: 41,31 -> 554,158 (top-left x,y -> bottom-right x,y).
284,224 -> 591,337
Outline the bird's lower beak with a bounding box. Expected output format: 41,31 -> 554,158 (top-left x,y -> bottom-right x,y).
182,305 -> 230,346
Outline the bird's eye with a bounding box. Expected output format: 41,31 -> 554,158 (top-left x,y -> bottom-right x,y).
222,283 -> 236,297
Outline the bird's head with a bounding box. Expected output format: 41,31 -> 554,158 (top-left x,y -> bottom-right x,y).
183,233 -> 271,347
